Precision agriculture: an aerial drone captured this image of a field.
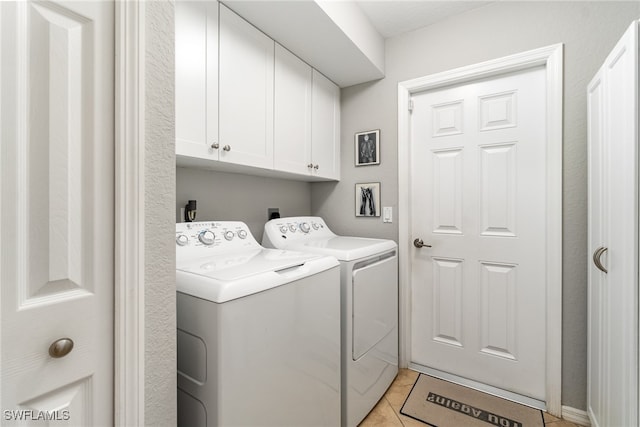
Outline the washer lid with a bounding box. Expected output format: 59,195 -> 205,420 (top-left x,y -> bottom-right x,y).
292,236 -> 397,261
178,248 -> 321,281
176,249 -> 340,303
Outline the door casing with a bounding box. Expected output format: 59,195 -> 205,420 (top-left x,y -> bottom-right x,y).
397,44 -> 563,416
114,1 -> 146,425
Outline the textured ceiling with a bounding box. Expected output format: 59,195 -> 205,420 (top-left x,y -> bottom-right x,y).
355,1 -> 494,38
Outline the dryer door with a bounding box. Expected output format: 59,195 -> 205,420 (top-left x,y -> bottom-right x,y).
352,251 -> 398,360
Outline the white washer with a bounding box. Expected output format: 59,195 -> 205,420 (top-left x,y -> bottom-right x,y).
176,221 -> 341,427
263,216 -> 398,427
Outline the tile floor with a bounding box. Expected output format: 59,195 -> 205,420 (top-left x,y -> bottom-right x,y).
358,369 -> 582,427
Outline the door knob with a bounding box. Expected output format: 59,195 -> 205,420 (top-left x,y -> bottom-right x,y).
223,145 -> 231,152
211,142 -> 219,149
48,338 -> 74,358
593,246 -> 608,274
413,238 -> 432,248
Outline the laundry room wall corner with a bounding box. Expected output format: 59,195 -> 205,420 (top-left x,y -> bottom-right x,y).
144,1 -> 177,426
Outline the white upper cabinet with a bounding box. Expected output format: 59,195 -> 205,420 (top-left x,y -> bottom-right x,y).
175,1 -> 218,160
219,4 -> 274,169
274,44 -> 313,175
311,69 -> 341,180
274,47 -> 341,180
175,3 -> 340,181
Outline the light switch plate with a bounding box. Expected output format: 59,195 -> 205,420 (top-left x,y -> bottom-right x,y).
383,206 -> 393,223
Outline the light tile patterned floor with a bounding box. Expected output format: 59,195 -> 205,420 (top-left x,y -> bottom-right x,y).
359,369 -> 581,427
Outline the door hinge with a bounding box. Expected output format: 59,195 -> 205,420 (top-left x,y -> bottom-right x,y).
408,99 -> 414,112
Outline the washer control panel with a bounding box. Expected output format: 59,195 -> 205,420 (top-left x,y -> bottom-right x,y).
263,216 -> 335,244
176,221 -> 259,263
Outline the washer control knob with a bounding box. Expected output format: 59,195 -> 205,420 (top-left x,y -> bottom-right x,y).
238,229 -> 248,239
288,224 -> 297,233
198,230 -> 215,245
300,222 -> 310,233
279,225 -> 288,234
176,234 -> 189,246
224,231 -> 235,241
312,222 -> 320,230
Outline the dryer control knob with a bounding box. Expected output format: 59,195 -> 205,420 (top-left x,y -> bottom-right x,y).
288,224 -> 297,233
198,230 -> 215,245
279,226 -> 288,234
312,222 -> 320,230
238,230 -> 247,239
224,231 -> 235,241
176,234 -> 189,246
300,222 -> 310,233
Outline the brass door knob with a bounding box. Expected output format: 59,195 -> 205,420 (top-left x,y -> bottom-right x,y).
49,338 -> 74,358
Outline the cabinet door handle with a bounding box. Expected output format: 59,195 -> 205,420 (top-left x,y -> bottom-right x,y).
313,164 -> 319,170
223,145 -> 231,152
307,163 -> 314,169
211,142 -> 219,149
593,246 -> 608,274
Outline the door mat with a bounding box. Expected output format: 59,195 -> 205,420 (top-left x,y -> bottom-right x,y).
400,374 -> 544,427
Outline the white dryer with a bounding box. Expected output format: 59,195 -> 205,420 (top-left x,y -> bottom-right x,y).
263,216 -> 398,426
176,221 -> 341,427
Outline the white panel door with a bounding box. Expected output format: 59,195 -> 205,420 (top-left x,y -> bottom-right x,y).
219,4 -> 274,169
311,70 -> 340,180
410,67 -> 547,400
588,20 -> 639,427
587,68 -> 606,427
274,44 -> 312,175
175,0 -> 218,160
1,1 -> 114,424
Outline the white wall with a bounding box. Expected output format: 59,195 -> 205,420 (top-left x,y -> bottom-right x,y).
312,1 -> 640,410
176,168 -> 312,241
145,1 -> 177,425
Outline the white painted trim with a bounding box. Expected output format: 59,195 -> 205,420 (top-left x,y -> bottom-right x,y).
397,43 -> 563,417
544,43 -> 564,418
562,406 -> 592,427
114,1 -> 145,426
397,83 -> 412,370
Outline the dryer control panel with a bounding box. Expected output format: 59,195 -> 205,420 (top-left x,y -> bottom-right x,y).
263,216 -> 336,247
176,221 -> 260,263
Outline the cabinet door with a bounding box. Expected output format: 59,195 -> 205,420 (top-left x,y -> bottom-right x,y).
219,5 -> 274,169
274,44 -> 312,175
175,1 -> 218,160
600,21 -> 638,427
311,70 -> 340,180
587,67 -> 606,427
588,20 -> 639,427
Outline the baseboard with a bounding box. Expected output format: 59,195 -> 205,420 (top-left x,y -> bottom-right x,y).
562,406 -> 591,427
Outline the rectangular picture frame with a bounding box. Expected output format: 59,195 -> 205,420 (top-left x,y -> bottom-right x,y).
355,182 -> 381,217
355,129 -> 380,166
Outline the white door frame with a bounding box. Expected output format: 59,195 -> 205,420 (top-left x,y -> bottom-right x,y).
114,1 -> 146,425
397,44 -> 563,416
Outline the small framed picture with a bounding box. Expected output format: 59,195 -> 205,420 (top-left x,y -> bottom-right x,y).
355,182 -> 381,217
355,129 -> 380,166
